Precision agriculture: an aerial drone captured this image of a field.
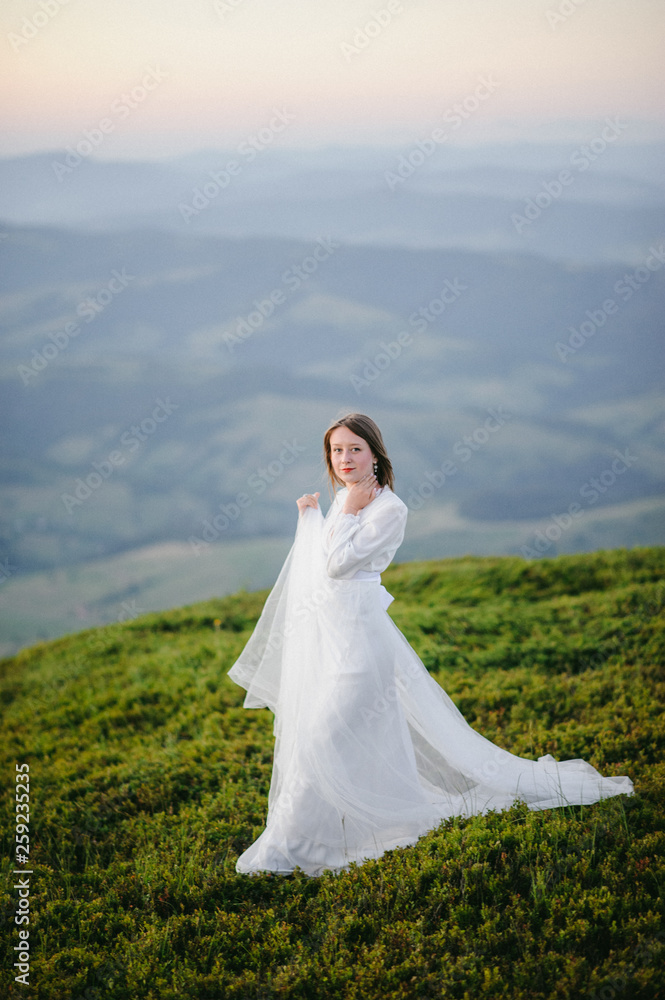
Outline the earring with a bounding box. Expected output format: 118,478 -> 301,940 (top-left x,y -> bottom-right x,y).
373,462 -> 378,475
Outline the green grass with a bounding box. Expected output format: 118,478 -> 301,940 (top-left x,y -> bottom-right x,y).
1,547 -> 664,999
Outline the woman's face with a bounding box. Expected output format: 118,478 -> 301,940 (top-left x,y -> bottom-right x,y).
329,427 -> 375,487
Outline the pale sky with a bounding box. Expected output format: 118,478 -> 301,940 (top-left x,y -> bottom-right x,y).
1,0 -> 663,158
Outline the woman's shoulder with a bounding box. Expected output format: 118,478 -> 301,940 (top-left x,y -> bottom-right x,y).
378,487 -> 408,516
331,486 -> 407,517
364,486 -> 408,521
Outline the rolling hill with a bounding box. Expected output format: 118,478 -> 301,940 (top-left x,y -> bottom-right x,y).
1,548 -> 663,999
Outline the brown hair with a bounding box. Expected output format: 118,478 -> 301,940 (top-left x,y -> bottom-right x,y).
323,413 -> 395,493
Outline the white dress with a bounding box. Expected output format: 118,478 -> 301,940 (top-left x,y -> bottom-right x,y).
228,486 -> 634,876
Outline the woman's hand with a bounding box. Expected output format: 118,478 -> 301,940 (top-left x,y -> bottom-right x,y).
343,473 -> 378,515
296,491 -> 320,514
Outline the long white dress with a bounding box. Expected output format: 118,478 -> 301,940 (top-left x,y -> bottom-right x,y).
228,486 -> 634,876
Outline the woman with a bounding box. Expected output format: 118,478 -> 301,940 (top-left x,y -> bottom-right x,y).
228,413 -> 633,876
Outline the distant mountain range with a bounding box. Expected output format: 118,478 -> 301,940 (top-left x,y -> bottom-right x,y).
0,143 -> 664,262
0,143 -> 663,654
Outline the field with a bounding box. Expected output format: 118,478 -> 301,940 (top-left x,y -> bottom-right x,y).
1,547 -> 664,999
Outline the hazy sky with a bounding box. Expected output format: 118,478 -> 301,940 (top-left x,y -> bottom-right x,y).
1,0 -> 663,158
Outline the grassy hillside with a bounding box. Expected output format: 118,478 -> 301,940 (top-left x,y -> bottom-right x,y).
1,548 -> 664,999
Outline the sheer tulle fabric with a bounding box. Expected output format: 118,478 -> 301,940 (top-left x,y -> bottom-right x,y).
228,490 -> 634,876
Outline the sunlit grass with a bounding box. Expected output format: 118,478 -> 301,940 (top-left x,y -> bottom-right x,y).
1,548 -> 663,999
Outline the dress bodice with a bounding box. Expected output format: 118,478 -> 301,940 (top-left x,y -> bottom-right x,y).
322,487 -> 408,580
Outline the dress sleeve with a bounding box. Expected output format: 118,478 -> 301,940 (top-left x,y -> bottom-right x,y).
324,495 -> 407,579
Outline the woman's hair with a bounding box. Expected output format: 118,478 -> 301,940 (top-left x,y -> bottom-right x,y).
323,413 -> 395,493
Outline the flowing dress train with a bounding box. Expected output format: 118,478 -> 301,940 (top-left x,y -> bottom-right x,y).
228,487 -> 634,875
